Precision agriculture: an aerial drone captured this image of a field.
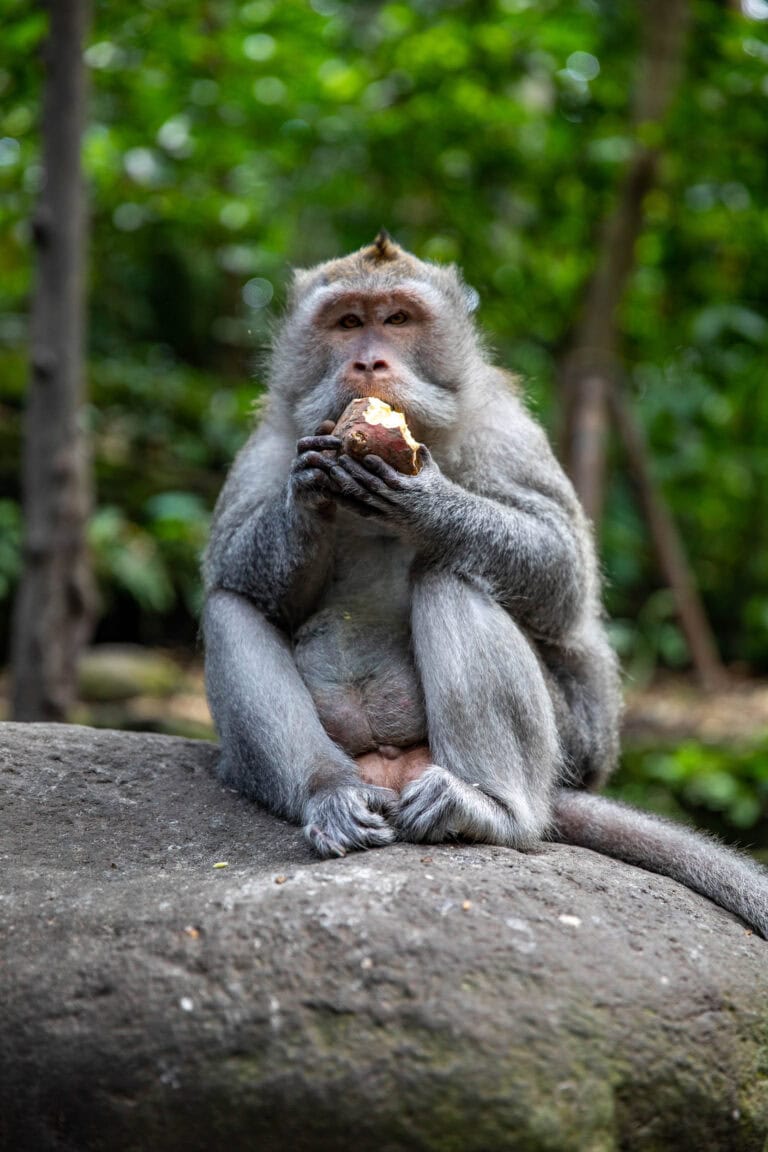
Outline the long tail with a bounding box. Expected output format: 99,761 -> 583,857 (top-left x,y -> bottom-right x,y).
552,788 -> 768,939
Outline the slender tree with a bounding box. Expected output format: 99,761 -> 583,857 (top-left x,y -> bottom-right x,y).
559,0 -> 691,525
11,0 -> 94,721
558,0 -> 725,689
608,386 -> 726,691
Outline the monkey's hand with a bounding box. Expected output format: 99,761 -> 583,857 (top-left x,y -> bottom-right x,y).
395,765 -> 540,850
290,424 -> 343,511
295,444 -> 442,533
303,783 -> 398,858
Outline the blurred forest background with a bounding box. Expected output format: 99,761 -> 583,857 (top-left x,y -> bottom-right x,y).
1,0 -> 768,850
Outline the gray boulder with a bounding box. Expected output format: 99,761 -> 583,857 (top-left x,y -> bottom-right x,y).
1,721 -> 766,1152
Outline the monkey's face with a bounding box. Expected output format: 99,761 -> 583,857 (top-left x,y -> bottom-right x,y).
283,279 -> 476,442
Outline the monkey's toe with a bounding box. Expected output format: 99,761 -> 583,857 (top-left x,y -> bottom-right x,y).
304,816 -> 396,858
396,766 -> 542,848
359,783 -> 400,817
303,785 -> 397,858
395,765 -> 460,842
304,824 -> 347,858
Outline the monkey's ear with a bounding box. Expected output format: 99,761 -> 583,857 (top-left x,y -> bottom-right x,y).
463,284 -> 480,314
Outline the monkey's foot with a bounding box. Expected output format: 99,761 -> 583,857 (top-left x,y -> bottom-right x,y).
395,765 -> 540,849
303,784 -> 398,859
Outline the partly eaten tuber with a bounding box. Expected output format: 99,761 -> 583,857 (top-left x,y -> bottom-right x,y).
333,397 -> 423,475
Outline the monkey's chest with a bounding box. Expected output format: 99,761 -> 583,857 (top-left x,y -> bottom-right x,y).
293,598 -> 426,756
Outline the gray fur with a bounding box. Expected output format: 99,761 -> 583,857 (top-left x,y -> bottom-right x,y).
203,236 -> 768,938
408,569 -> 558,846
554,790 -> 768,938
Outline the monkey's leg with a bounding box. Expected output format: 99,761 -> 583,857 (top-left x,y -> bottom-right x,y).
542,628 -> 621,790
400,569 -> 560,848
204,589 -> 397,858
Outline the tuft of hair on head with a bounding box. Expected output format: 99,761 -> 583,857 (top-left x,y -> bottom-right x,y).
365,229 -> 400,263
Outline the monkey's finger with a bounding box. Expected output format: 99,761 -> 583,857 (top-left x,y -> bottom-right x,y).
328,464 -> 388,508
396,796 -> 458,842
362,784 -> 399,817
292,465 -> 330,484
293,450 -> 339,475
359,454 -> 409,491
314,420 -> 336,435
297,435 -> 342,454
304,823 -> 347,858
334,454 -> 396,500
291,467 -> 335,493
397,788 -> 455,826
343,803 -> 398,847
351,807 -> 392,831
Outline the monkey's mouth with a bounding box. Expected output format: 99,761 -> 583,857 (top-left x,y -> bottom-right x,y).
336,383 -> 425,442
341,380 -> 396,404
332,398 -> 422,475
336,397 -> 418,442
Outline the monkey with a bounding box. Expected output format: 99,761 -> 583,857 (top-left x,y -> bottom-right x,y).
202,231 -> 768,939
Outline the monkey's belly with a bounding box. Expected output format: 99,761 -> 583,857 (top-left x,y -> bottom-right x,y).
293,607 -> 428,759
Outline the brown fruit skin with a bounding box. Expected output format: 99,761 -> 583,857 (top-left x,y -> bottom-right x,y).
333,399 -> 422,475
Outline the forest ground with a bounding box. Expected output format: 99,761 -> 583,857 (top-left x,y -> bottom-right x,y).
2,649 -> 767,749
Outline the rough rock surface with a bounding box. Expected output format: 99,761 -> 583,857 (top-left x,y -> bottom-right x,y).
1,721 -> 766,1152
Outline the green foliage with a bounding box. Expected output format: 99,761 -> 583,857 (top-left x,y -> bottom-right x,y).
85,355 -> 248,625
0,500 -> 22,601
89,507 -> 175,615
1,0 -> 767,674
612,740 -> 768,845
608,590 -> 689,689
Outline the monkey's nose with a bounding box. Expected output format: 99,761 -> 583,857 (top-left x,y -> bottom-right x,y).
352,358 -> 390,373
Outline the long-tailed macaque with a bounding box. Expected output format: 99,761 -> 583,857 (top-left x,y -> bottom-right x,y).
203,232 -> 768,938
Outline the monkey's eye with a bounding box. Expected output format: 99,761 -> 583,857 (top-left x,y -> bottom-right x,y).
385,311 -> 409,326
338,314 -> 363,329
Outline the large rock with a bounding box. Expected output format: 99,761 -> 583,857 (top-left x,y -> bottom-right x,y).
1,721 -> 766,1152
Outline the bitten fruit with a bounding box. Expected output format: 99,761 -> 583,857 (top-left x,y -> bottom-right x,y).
333,397 -> 422,475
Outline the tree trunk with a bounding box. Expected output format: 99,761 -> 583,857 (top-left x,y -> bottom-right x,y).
608,385 -> 726,692
11,0 -> 95,721
559,0 -> 690,526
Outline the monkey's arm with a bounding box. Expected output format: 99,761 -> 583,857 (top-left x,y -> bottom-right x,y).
204,424 -> 401,857
203,423 -> 338,628
303,423 -> 588,639
415,469 -> 586,638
